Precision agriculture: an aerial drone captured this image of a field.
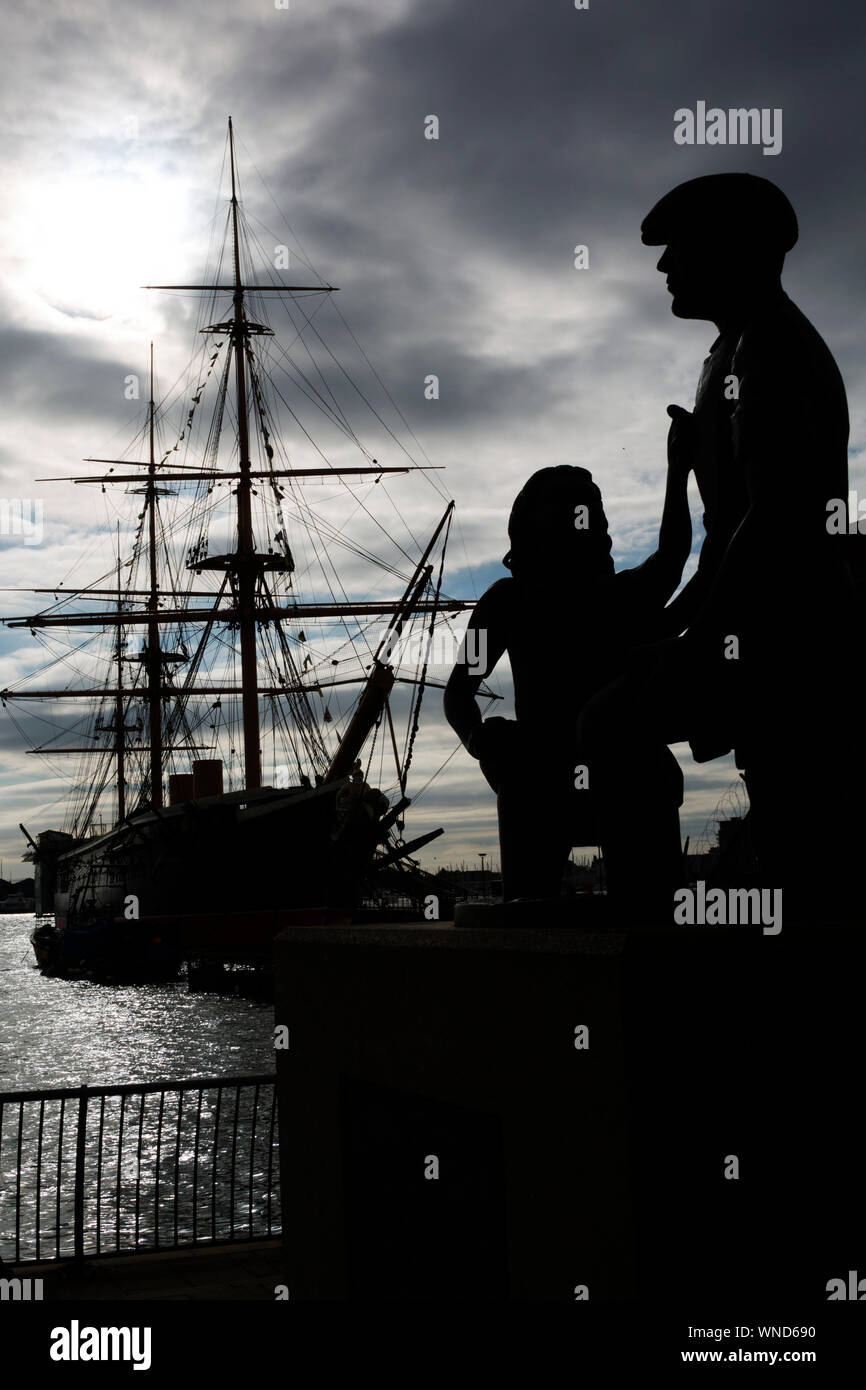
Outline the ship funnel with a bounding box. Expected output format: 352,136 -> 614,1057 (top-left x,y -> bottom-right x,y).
168,774 -> 195,805
192,759 -> 224,798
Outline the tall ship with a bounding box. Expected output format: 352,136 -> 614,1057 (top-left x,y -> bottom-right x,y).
1,121 -> 487,981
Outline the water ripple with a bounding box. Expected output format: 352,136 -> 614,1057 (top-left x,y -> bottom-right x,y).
0,917 -> 274,1089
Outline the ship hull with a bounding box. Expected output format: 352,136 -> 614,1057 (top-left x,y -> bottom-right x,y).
32,776 -> 387,981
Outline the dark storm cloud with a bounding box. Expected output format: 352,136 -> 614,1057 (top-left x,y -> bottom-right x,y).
251,0 -> 866,269
0,329 -> 143,438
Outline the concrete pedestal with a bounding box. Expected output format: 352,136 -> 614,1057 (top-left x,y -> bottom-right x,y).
274,921 -> 864,1301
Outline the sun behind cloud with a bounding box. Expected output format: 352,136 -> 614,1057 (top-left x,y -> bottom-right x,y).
15,154 -> 192,329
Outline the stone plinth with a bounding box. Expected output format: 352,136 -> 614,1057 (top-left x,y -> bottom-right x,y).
274,920 -> 864,1301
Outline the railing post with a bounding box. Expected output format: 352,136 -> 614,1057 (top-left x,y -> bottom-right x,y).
73,1085 -> 88,1262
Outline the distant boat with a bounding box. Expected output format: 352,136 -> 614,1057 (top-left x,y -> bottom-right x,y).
1,121 -> 494,981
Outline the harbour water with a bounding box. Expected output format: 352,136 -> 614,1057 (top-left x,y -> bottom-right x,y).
0,916 -> 274,1091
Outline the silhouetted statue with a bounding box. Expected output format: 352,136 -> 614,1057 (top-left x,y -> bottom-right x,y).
578,172 -> 858,921
444,444 -> 693,903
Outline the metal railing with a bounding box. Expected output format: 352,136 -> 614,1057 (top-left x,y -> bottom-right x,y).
0,1074 -> 280,1263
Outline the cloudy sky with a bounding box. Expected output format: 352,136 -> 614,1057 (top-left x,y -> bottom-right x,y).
1,0 -> 864,879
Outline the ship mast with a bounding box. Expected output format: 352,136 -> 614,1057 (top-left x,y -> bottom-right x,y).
94,523 -> 140,822
127,345 -> 186,808
144,344 -> 164,806
114,533 -> 126,820
228,117 -> 262,791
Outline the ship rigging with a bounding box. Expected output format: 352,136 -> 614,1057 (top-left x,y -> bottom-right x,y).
0,120 -> 496,977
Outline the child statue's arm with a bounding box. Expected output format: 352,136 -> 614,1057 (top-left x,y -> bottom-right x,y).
622,404 -> 694,623
652,403 -> 695,598
443,581 -> 508,756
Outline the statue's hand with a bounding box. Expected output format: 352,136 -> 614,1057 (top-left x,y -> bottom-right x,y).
666,403 -> 696,475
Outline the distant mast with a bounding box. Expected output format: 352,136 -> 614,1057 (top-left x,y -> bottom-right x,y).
127,344 -> 186,809
227,116 -> 262,791
97,522 -> 139,822
114,532 -> 126,820
144,344 -> 165,806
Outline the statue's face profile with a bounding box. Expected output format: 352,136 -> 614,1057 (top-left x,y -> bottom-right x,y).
655,235 -> 777,324
643,176 -> 793,325
655,239 -> 732,321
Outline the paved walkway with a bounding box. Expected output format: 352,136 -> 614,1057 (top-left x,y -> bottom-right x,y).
11,1237 -> 284,1300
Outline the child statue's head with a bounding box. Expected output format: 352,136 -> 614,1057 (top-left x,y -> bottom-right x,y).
503,466 -> 614,580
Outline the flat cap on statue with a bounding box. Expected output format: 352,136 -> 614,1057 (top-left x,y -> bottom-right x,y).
641,173 -> 798,252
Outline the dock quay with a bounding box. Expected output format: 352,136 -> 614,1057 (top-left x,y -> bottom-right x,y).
2,1237 -> 282,1300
